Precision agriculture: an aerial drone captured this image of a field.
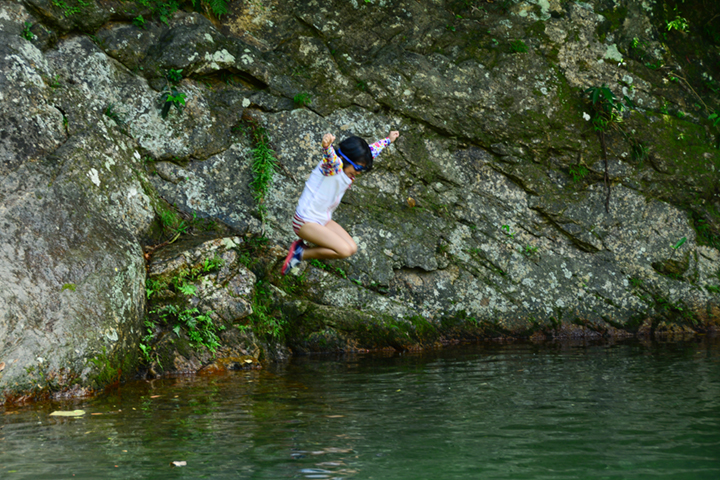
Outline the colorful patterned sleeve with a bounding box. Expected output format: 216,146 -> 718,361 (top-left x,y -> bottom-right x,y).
320,145 -> 343,176
369,138 -> 392,158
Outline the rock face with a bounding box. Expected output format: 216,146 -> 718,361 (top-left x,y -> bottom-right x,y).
1,0 -> 719,398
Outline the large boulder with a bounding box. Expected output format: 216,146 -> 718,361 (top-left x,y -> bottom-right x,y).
1,0 -> 719,399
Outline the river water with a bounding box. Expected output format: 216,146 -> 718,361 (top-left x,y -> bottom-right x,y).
1,338 -> 719,479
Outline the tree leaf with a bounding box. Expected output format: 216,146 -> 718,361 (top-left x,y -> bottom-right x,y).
49,410 -> 86,417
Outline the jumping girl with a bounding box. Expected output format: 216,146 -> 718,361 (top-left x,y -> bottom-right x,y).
282,130 -> 400,275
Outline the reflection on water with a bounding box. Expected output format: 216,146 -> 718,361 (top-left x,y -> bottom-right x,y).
1,338 -> 719,479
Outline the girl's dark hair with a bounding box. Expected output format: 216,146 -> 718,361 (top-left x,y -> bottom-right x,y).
338,136 -> 373,171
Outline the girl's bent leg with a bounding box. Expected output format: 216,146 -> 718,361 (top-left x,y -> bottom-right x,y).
325,220 -> 357,256
297,221 -> 357,260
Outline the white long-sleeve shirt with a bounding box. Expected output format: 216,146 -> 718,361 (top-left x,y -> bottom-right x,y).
294,138 -> 391,225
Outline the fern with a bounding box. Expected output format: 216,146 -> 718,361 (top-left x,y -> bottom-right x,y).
205,0 -> 228,18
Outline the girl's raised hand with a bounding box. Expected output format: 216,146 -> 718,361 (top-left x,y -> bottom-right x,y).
322,133 -> 336,148
388,131 -> 400,142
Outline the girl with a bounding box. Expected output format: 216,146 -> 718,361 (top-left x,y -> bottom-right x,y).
282,130 -> 400,275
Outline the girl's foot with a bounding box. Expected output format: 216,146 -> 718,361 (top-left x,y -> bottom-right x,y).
281,240 -> 305,275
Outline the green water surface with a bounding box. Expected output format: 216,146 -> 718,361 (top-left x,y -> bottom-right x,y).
1,339 -> 719,479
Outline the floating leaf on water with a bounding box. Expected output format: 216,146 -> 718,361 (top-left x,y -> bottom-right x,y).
49,410 -> 85,417
326,415 -> 344,418
150,395 -> 161,398
171,460 -> 187,467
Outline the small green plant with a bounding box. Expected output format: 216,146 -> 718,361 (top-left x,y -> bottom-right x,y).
104,103 -> 123,124
446,24 -> 456,32
202,255 -> 224,272
523,245 -> 538,257
51,0 -> 89,17
244,119 -> 278,222
310,258 -> 328,270
293,92 -> 312,107
666,15 -> 689,33
631,142 -> 649,164
132,14 -> 146,28
585,84 -> 626,132
709,112 -> 720,127
205,0 -> 229,18
356,80 -> 367,91
568,165 -> 589,182
245,280 -> 288,342
159,87 -> 186,118
62,283 -> 76,292
178,283 -> 197,296
145,278 -> 166,299
501,225 -> 515,238
166,68 -> 183,85
150,303 -> 224,353
510,39 -> 528,53
671,236 -> 687,250
21,22 -> 35,41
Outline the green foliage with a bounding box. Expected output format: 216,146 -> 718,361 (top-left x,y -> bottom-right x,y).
510,39 -> 528,53
178,283 -> 197,296
585,84 -> 627,132
309,259 -> 347,279
202,0 -> 229,17
568,165 -> 589,182
709,112 -> 720,128
145,278 -> 166,299
151,305 -> 224,352
88,346 -> 121,386
241,120 -> 278,222
166,68 -> 183,84
245,280 -> 288,342
159,207 -> 189,238
631,142 -> 649,164
21,22 -> 35,41
159,86 -> 186,119
500,224 -> 515,238
51,0 -> 90,17
104,103 -> 123,124
692,215 -> 720,250
62,283 -> 76,292
132,14 -> 146,28
523,245 -> 538,257
237,234 -> 268,269
202,255 -> 224,272
293,92 -> 312,107
666,15 -> 689,33
671,236 -> 687,250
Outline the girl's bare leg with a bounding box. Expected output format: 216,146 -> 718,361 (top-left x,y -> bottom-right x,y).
297,220 -> 357,260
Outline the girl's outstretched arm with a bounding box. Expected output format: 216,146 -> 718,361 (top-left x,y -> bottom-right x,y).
320,133 -> 342,176
369,130 -> 400,158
